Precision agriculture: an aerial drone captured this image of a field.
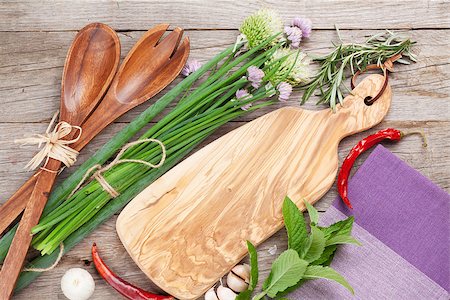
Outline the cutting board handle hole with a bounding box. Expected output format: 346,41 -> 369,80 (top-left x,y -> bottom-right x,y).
364,95 -> 374,106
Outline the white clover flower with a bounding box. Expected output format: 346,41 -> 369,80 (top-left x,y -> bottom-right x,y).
239,9 -> 284,49
266,48 -> 313,86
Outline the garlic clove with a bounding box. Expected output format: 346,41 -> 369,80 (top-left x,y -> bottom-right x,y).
204,287 -> 219,300
231,264 -> 251,283
217,285 -> 237,300
226,271 -> 249,293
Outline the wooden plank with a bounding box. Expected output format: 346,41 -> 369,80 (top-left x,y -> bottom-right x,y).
0,0 -> 449,31
2,120 -> 449,207
0,29 -> 449,123
11,119 -> 449,299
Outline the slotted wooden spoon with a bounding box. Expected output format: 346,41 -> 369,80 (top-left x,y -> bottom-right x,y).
0,22 -> 121,299
0,24 -> 189,298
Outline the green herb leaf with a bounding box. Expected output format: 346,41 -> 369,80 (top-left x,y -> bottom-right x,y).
236,241 -> 258,299
301,30 -> 416,108
318,216 -> 354,239
247,241 -> 258,290
303,265 -> 354,294
262,249 -> 308,297
282,197 -> 309,257
236,289 -> 252,300
311,245 -> 337,266
303,199 -> 319,225
303,226 -> 326,262
325,235 -> 362,247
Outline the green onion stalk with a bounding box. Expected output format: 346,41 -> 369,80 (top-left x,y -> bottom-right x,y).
0,9 -> 314,292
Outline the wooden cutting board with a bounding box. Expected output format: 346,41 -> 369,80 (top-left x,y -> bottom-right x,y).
117,74 -> 391,299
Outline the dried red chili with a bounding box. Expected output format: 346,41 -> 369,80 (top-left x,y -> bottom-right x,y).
92,243 -> 174,300
337,128 -> 427,209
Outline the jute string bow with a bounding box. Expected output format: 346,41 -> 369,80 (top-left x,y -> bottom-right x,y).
15,112 -> 82,171
68,138 -> 166,199
22,138 -> 166,273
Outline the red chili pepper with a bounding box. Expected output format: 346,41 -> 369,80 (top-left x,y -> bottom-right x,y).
92,243 -> 174,300
337,128 -> 427,209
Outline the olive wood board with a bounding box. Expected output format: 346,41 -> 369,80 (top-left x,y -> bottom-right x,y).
117,74 -> 392,299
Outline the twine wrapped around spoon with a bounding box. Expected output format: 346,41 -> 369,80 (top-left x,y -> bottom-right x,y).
14,111 -> 82,172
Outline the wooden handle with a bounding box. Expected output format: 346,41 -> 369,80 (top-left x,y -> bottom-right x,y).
116,74 -> 392,300
0,159 -> 60,299
0,175 -> 37,236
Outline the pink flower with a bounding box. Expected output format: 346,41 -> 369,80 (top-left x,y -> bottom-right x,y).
292,17 -> 312,38
235,89 -> 252,111
277,82 -> 292,102
181,59 -> 202,77
247,66 -> 265,88
284,26 -> 302,49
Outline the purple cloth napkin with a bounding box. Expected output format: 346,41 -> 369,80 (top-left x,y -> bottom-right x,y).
291,145 -> 449,299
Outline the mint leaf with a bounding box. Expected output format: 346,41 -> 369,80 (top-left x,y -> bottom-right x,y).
313,217 -> 356,266
247,241 -> 258,290
282,197 -> 309,256
303,199 -> 319,225
262,249 -> 308,297
236,289 -> 252,300
325,235 -> 362,247
236,241 -> 258,300
311,245 -> 337,266
303,265 -> 354,294
303,226 -> 326,262
319,216 -> 354,239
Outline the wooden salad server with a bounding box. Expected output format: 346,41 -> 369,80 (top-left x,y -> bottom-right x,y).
0,24 -> 189,298
0,25 -> 189,238
0,23 -> 120,236
0,23 -> 121,299
117,74 -> 392,300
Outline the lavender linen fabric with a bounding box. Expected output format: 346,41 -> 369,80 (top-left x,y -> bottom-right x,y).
291,145 -> 449,299
291,207 -> 449,299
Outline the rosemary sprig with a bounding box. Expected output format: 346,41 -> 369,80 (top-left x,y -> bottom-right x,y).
301,29 -> 417,110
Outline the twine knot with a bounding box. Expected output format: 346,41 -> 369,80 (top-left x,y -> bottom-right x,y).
15,112 -> 82,171
68,138 -> 166,199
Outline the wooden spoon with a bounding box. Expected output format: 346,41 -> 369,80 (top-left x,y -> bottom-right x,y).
0,25 -> 189,298
0,22 -> 121,299
0,23 -> 121,236
0,25 -> 189,236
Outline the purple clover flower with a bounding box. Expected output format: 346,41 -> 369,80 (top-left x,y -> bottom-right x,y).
284,26 -> 302,49
181,59 -> 202,77
247,66 -> 265,89
236,89 -> 252,111
292,17 -> 312,38
277,82 -> 293,102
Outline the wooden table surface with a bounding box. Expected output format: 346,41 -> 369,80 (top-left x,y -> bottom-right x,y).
0,1 -> 448,299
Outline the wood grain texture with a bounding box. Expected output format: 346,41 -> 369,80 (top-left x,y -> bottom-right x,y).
116,75 -> 391,299
1,29 -> 448,123
1,1 -> 449,299
0,0 -> 449,31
